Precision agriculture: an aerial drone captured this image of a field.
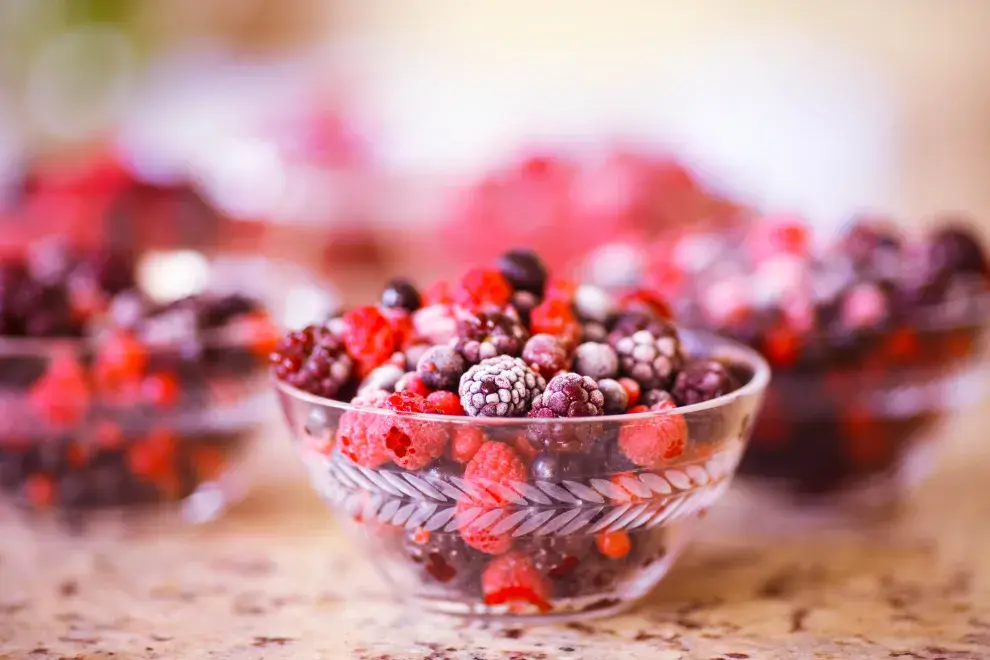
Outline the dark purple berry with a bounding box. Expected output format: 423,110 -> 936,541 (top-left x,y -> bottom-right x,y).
196,294 -> 259,329
458,355 -> 545,417
671,359 -> 740,406
927,222 -> 989,279
455,309 -> 529,364
612,323 -> 683,391
529,451 -> 585,481
596,378 -> 628,415
531,372 -> 605,417
270,325 -> 353,398
381,277 -> 422,312
497,248 -> 547,295
417,345 -> 465,391
642,389 -> 676,408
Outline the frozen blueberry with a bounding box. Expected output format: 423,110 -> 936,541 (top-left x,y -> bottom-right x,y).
573,342 -> 619,380
597,378 -> 629,415
381,277 -> 422,312
417,345 -> 466,392
497,249 -> 547,295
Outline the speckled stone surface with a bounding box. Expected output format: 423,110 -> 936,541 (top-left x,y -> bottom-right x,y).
2,409 -> 990,660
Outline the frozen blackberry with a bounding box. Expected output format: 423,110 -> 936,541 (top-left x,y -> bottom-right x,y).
613,324 -> 683,391
381,277 -> 422,312
531,372 -> 605,418
458,355 -> 545,418
642,389 -> 675,408
671,359 -> 740,406
522,333 -> 568,378
405,530 -> 481,589
607,309 -> 671,346
597,378 -> 628,415
497,248 -> 547,295
271,325 -> 353,398
416,345 -> 466,391
573,342 -> 619,380
455,309 -> 529,364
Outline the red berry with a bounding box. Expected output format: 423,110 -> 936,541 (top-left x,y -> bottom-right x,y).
619,288 -> 673,320
458,500 -> 514,555
396,372 -> 431,397
763,323 -> 801,369
96,330 -> 149,384
337,408 -> 391,468
544,278 -> 578,304
127,429 -> 177,479
595,530 -> 632,559
427,390 -> 465,416
749,216 -> 810,261
141,372 -> 181,409
451,426 -> 485,463
29,353 -> 91,427
482,551 -> 551,612
342,306 -> 401,378
530,298 -> 581,349
618,401 -> 688,468
463,441 -> 527,504
379,306 -> 415,349
380,392 -> 448,470
24,474 -> 55,508
412,304 -> 458,346
617,377 -> 641,408
454,267 -> 512,308
422,280 -> 454,306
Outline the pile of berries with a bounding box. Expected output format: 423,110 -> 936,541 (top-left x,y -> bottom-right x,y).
639,216 -> 990,496
272,248 -> 751,613
0,243 -> 277,523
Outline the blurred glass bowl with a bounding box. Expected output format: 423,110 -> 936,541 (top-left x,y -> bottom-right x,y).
275,330 -> 768,622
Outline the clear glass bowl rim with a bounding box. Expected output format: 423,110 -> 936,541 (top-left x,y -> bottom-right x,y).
274,327 -> 771,426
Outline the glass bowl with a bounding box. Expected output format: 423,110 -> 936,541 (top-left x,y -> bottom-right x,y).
0,315 -> 275,531
274,329 -> 769,622
735,304 -> 990,511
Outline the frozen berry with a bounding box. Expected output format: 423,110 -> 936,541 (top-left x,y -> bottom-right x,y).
671,359 -> 740,406
617,377 -> 641,408
927,222 -> 989,278
581,321 -> 609,343
337,407 -> 390,468
455,309 -> 529,365
288,327 -> 353,399
380,391 -> 448,470
573,342 -> 619,380
451,426 -> 485,463
838,282 -> 889,331
405,531 -> 479,587
454,267 -> 513,308
573,284 -> 615,323
618,400 -> 688,468
528,535 -> 591,584
530,372 -> 604,418
841,220 -> 901,270
618,289 -> 674,322
423,456 -> 464,482
29,353 -> 91,426
613,325 -> 683,390
530,298 -> 581,348
508,290 -> 538,327
342,306 -> 401,378
417,345 -> 466,391
526,408 -> 602,454
381,277 -> 422,311
459,355 -> 545,418
395,371 -> 431,397
642,389 -> 675,408
597,378 -> 629,415
529,451 -> 586,481
427,390 -> 466,416
422,280 -> 454,306
482,551 -> 551,612
497,249 -> 547,296
412,304 -> 458,345
521,334 -> 568,378
464,441 -> 527,502
459,501 -> 513,555
350,388 -> 390,408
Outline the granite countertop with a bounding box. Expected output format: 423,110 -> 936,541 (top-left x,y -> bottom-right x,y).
2,408 -> 990,660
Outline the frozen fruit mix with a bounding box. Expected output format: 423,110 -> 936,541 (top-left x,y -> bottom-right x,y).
273,248 -> 754,614
633,216 -> 990,496
0,243 -> 275,521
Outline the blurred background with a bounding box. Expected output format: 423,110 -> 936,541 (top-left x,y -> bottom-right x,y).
2,0 -> 990,314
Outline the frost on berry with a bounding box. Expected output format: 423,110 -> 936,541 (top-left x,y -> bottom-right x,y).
521,333 -> 569,378
417,345 -> 466,391
454,267 -> 513,308
458,355 -> 546,418
573,342 -> 619,380
530,372 -> 604,418
613,325 -> 684,391
342,306 -> 400,378
412,304 -> 458,345
618,401 -> 688,468
455,309 -> 529,365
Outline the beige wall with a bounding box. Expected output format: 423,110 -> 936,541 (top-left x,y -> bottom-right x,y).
331,0 -> 990,230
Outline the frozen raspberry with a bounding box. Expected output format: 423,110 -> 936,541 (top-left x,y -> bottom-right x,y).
454,267 -> 513,308
597,378 -> 629,415
530,372 -> 604,418
351,388 -> 390,408
417,345 -> 466,391
530,298 -> 581,348
274,325 -> 353,399
642,389 -> 676,408
573,284 -> 615,324
422,280 -> 454,306
618,400 -> 688,468
395,371 -> 431,397
464,441 -> 527,502
427,390 -> 465,416
573,342 -> 619,380
337,408 -> 390,468
412,304 -> 458,345
381,277 -> 422,311
359,363 -> 404,394
342,306 -> 400,378
521,334 -> 569,378
496,249 -> 547,295
379,306 -> 414,349
671,359 -> 740,406
451,426 -> 485,463
459,501 -> 513,555
455,309 -> 529,365
482,551 -> 551,612
459,355 -> 545,418
613,325 -> 683,390
379,391 -> 448,470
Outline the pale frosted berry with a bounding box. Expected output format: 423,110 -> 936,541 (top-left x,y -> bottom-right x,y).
573,342 -> 618,380
458,355 -> 545,418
